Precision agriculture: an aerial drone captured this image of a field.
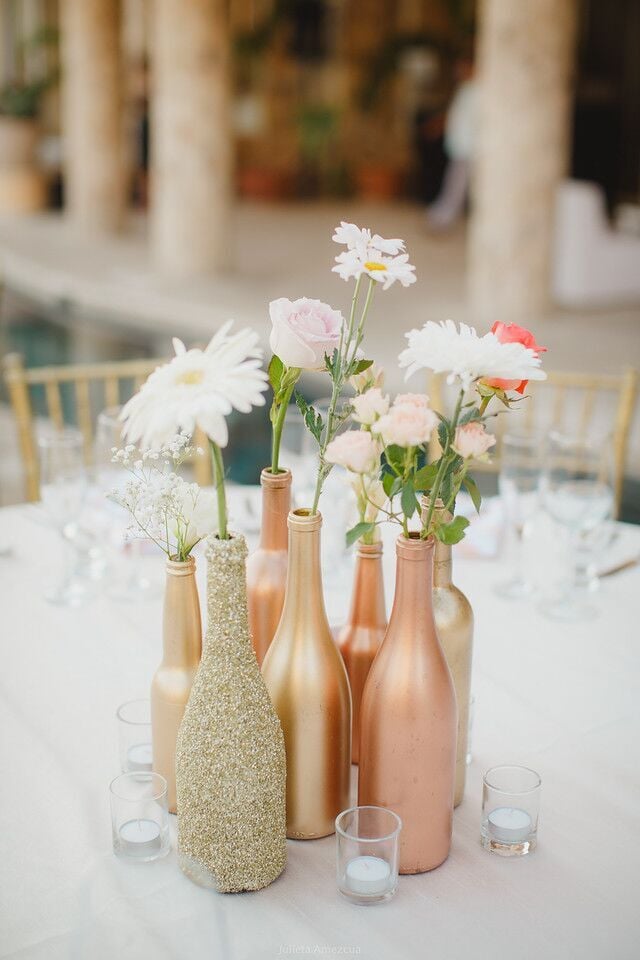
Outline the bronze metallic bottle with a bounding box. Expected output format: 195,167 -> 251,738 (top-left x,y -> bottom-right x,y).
337,542 -> 387,764
262,509 -> 352,839
247,468 -> 291,666
150,557 -> 202,814
423,497 -> 474,807
358,534 -> 456,873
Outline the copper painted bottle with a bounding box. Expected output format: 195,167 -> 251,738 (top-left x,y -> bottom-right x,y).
262,509 -> 351,839
246,468 -> 291,665
151,557 -> 202,814
358,534 -> 456,873
337,541 -> 387,764
423,497 -> 474,807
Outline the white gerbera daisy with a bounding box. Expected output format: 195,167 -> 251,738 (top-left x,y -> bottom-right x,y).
121,321 -> 269,448
399,320 -> 547,390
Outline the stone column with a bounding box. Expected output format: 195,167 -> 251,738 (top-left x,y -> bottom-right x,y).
468,0 -> 577,325
60,0 -> 125,232
150,0 -> 232,278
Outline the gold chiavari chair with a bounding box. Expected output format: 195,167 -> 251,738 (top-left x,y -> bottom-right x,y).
427,368 -> 638,517
3,352 -> 212,502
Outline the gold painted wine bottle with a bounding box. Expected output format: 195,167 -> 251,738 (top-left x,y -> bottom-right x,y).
246,468 -> 291,666
151,557 -> 202,814
262,509 -> 351,839
423,497 -> 474,807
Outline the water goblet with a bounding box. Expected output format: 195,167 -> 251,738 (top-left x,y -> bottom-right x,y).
540,431 -> 614,621
38,427 -> 88,605
495,431 -> 542,599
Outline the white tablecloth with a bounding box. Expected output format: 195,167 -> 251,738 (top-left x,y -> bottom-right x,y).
1,497 -> 640,960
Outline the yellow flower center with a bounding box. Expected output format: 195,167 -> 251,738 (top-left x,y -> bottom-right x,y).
364,261 -> 386,272
176,369 -> 204,386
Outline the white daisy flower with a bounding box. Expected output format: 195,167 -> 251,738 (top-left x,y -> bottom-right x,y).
333,249 -> 416,289
332,221 -> 405,257
121,321 -> 269,448
399,320 -> 547,390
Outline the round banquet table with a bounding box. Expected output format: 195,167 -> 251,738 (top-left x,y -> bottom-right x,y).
1,492 -> 640,960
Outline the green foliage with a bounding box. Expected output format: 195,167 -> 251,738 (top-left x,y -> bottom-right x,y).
401,480 -> 418,519
462,474 -> 482,514
435,515 -> 470,545
346,522 -> 375,548
295,391 -> 323,444
268,354 -> 284,394
413,462 -> 439,491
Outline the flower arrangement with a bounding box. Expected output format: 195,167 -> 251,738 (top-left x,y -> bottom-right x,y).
332,319 -> 547,545
268,222 -> 416,513
107,435 -> 217,561
120,322 -> 269,540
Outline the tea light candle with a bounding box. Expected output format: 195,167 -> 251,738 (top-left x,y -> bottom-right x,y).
126,743 -> 153,772
488,807 -> 532,843
119,818 -> 161,857
344,856 -> 391,896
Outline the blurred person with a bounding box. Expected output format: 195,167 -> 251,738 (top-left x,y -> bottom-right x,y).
427,55 -> 477,231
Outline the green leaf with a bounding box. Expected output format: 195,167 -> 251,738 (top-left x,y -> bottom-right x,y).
437,421 -> 448,450
459,405 -> 481,426
462,474 -> 482,514
268,354 -> 283,393
384,444 -> 405,473
325,348 -> 340,378
413,462 -> 439,491
346,522 -> 375,548
295,391 -> 323,444
401,480 -> 417,519
435,515 -> 470,545
382,470 -> 402,498
350,358 -> 374,376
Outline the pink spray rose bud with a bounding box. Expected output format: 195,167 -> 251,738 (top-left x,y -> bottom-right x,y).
373,400 -> 438,448
351,388 -> 390,426
325,430 -> 380,475
269,297 -> 343,371
452,421 -> 496,459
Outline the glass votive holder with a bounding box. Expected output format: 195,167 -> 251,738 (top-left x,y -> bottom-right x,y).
481,764 -> 541,857
117,699 -> 153,773
110,772 -> 170,862
335,805 -> 402,906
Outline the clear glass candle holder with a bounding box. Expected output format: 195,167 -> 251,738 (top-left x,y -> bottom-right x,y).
481,765 -> 541,857
110,772 -> 170,862
335,806 -> 402,905
117,699 -> 153,773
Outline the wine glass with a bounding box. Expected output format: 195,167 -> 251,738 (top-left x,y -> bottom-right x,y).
38,427 -> 88,605
94,406 -> 155,601
495,432 -> 542,599
540,431 -> 614,621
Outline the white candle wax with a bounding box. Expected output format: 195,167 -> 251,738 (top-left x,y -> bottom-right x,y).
488,807 -> 532,843
126,743 -> 153,772
119,818 -> 161,857
344,856 -> 391,896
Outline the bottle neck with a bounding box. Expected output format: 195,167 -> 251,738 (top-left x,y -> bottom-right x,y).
162,559 -> 202,667
259,469 -> 291,551
348,544 -> 387,629
391,537 -> 435,621
281,511 -> 328,623
421,496 -> 452,587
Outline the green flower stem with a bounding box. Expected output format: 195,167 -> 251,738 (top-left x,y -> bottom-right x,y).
422,388 -> 464,538
210,441 -> 228,540
478,395 -> 491,416
271,380 -> 296,474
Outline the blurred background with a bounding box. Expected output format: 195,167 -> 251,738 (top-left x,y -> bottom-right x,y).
0,0 -> 639,517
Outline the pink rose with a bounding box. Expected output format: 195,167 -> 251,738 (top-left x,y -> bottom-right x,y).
269,297 -> 343,371
373,402 -> 438,448
394,393 -> 431,409
483,322 -> 547,394
452,421 -> 496,459
351,388 -> 390,425
325,430 -> 380,474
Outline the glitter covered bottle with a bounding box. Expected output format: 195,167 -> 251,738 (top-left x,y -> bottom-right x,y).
262,509 -> 351,839
246,468 -> 291,666
176,534 -> 287,892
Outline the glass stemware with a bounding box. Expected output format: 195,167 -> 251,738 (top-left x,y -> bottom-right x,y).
495,432 -> 542,599
94,406 -> 155,601
38,427 -> 88,605
540,432 -> 614,621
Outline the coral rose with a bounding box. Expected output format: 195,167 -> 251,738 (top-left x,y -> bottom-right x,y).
483,322 -> 547,394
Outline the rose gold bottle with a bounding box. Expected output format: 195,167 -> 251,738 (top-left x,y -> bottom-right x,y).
337,542 -> 387,764
151,557 -> 202,814
423,497 -> 474,807
247,469 -> 291,665
358,534 -> 456,873
262,509 -> 351,839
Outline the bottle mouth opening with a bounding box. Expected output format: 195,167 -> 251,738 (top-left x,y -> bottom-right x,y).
261,467 -> 292,487
288,508 -> 322,530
